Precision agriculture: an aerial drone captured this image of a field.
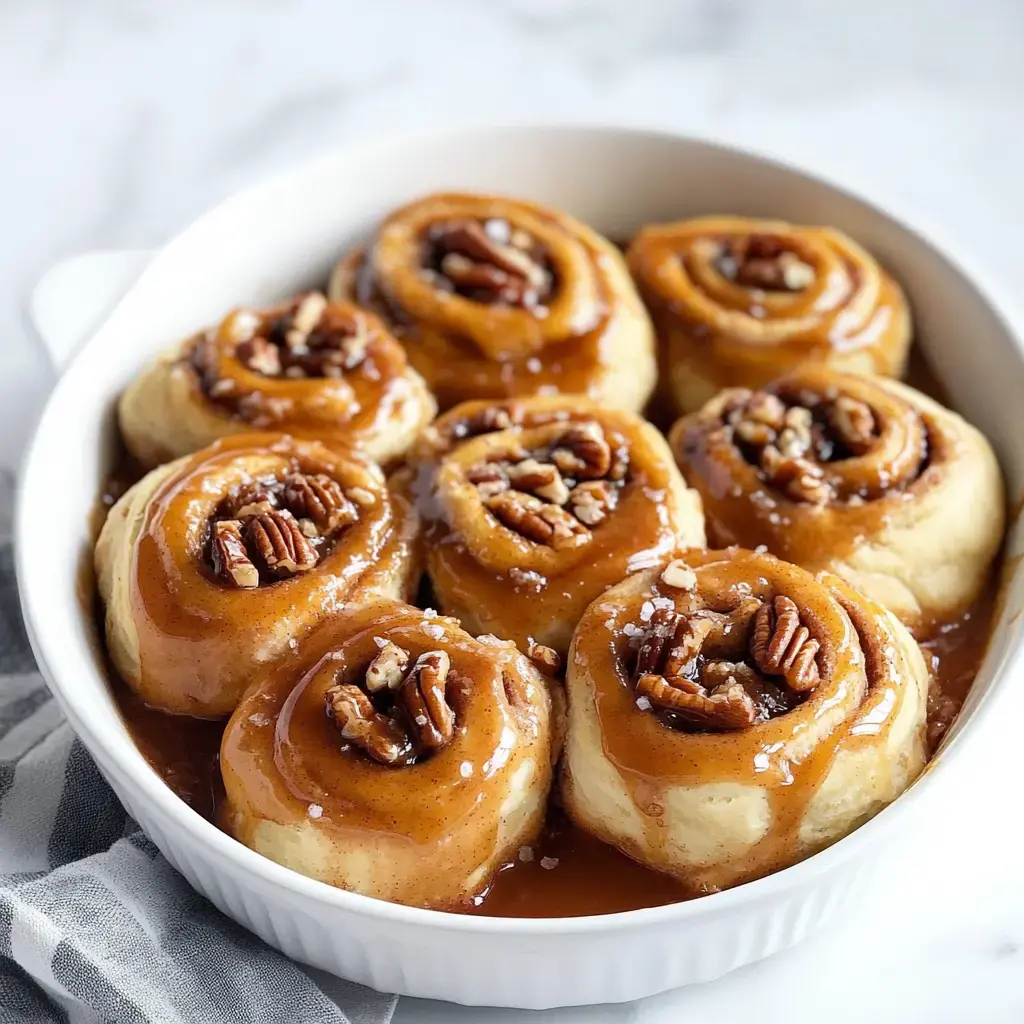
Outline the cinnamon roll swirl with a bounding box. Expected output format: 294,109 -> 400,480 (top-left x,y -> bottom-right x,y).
562,549 -> 929,892
413,396 -> 706,655
119,293 -> 436,468
329,192 -> 656,412
220,601 -> 554,909
627,216 -> 912,414
95,434 -> 420,717
669,368 -> 1005,624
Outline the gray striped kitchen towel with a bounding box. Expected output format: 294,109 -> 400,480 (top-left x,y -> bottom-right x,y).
0,480 -> 398,1023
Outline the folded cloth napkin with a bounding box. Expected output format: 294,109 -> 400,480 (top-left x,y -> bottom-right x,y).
0,511 -> 398,1023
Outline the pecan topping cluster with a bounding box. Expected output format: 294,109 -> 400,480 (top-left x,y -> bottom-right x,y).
716,234 -> 816,292
719,388 -> 880,505
424,218 -> 553,310
208,471 -> 361,588
325,642 -> 456,765
630,579 -> 819,731
193,293 -> 372,387
466,420 -> 630,547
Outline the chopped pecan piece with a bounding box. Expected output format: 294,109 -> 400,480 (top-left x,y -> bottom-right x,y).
285,292 -> 328,348
450,405 -> 521,440
210,520 -> 260,589
237,336 -> 282,377
365,641 -> 411,694
220,479 -> 279,519
485,491 -> 587,548
507,459 -> 570,505
550,422 -> 612,480
567,480 -> 618,526
750,595 -> 820,691
325,683 -> 410,764
283,473 -> 358,533
428,219 -> 551,308
248,509 -> 318,575
467,461 -> 510,499
760,446 -> 833,505
660,559 -> 697,591
527,641 -> 562,676
398,651 -> 456,754
721,235 -> 815,292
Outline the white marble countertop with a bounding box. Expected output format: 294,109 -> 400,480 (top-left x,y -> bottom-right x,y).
4,1 -> 1024,1020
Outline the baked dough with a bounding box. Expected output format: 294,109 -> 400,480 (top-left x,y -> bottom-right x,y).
412,395 -> 706,655
220,601 -> 554,909
561,549 -> 929,892
627,215 -> 912,414
119,293 -> 435,468
669,367 -> 1005,625
96,433 -> 421,716
329,192 -> 656,412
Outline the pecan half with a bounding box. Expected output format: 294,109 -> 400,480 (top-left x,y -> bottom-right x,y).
326,683 -> 411,765
398,651 -> 456,754
720,235 -> 815,292
633,607 -> 682,678
636,672 -> 757,730
750,595 -> 820,691
283,473 -> 358,533
220,479 -> 279,519
427,219 -> 551,308
485,491 -> 588,548
210,520 -> 260,589
550,422 -> 612,480
249,509 -> 318,575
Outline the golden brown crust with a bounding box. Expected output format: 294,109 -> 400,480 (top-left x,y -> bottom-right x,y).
669,368 -> 1006,624
561,549 -> 929,891
119,294 -> 436,469
627,216 -> 912,414
220,600 -> 554,909
329,192 -> 656,412
95,433 -> 421,717
412,395 -> 706,655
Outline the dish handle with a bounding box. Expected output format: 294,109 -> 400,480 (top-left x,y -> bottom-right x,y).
30,250 -> 153,372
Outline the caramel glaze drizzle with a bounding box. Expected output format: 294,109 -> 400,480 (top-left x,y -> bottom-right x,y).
419,398 -> 688,653
331,194 -> 627,408
221,603 -> 549,859
671,367 -> 959,566
627,217 -> 910,393
130,433 -> 417,715
184,294 -> 420,445
575,549 -> 918,891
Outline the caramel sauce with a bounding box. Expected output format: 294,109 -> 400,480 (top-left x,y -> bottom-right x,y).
97,339 -> 1001,917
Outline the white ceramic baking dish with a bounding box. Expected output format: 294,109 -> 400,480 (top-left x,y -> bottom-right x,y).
16,126 -> 1024,1009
